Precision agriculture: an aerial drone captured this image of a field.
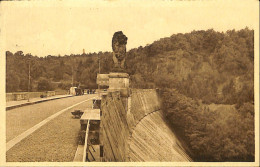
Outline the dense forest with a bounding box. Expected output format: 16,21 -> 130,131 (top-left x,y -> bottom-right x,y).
6,28 -> 254,161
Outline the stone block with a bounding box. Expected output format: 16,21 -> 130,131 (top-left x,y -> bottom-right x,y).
108,72 -> 130,97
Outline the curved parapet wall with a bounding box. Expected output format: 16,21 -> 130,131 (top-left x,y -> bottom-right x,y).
100,89 -> 191,162
128,110 -> 191,161
126,89 -> 161,131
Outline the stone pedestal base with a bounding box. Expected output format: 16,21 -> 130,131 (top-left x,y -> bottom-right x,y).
108,72 -> 129,97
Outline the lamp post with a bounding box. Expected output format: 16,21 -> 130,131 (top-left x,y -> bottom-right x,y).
28,55 -> 31,102
71,66 -> 74,87
98,54 -> 101,74
71,57 -> 75,87
98,54 -> 101,96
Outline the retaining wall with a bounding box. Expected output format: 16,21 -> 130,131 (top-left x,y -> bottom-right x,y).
6,91 -> 56,102
100,91 -> 129,161
100,89 -> 190,162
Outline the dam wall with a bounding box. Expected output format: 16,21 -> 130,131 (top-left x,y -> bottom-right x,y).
100,89 -> 191,162
100,91 -> 129,161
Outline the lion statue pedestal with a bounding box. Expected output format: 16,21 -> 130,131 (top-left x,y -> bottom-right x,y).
108,72 -> 129,97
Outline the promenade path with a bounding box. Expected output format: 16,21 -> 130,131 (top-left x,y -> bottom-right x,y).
6,94 -> 97,162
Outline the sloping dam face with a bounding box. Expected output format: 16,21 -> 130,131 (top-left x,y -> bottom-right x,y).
100,89 -> 191,162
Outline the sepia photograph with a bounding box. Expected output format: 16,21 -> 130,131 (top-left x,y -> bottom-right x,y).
0,0 -> 259,166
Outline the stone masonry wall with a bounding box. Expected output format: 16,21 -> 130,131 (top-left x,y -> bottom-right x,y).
100,89 -> 161,161
100,89 -> 190,161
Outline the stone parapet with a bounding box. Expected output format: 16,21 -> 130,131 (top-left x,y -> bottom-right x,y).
108,73 -> 129,78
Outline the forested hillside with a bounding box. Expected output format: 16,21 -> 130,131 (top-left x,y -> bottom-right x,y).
6,28 -> 254,161
125,28 -> 254,105
162,89 -> 254,161
6,28 -> 253,105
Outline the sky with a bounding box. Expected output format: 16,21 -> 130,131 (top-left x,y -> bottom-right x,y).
0,0 -> 258,57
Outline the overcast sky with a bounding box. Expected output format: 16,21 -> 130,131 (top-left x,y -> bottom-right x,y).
0,0 -> 258,57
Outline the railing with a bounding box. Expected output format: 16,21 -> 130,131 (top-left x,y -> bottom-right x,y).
83,120 -> 90,162
87,144 -> 96,161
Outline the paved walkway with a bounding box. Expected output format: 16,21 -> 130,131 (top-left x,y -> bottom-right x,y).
6,96 -> 97,152
6,94 -> 73,110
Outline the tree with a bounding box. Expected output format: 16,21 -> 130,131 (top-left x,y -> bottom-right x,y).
6,72 -> 20,92
37,78 -> 53,91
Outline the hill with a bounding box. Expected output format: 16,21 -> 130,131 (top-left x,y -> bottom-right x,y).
6,28 -> 254,105
6,28 -> 254,161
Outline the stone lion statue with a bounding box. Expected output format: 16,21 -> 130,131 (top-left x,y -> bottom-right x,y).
112,31 -> 128,71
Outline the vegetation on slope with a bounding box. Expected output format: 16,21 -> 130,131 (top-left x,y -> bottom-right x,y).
162,89 -> 254,161
7,28 -> 253,104
6,28 -> 254,161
